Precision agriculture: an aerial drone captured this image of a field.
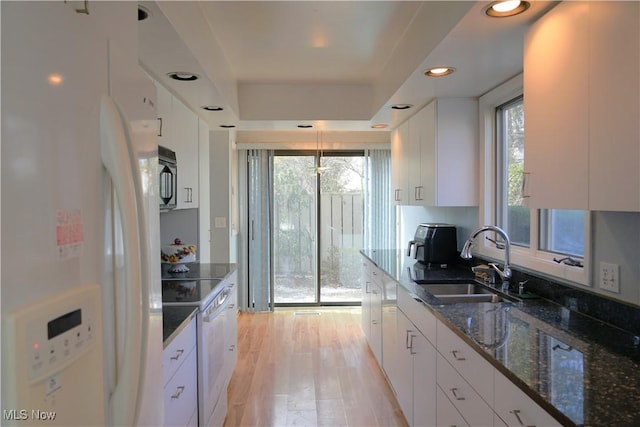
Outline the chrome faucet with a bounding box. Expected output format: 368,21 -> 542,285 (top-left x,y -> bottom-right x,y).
460,225 -> 512,291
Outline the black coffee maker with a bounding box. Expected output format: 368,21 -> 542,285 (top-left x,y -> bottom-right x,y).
407,223 -> 457,267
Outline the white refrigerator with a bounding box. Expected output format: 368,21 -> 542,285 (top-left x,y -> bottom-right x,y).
1,2 -> 164,426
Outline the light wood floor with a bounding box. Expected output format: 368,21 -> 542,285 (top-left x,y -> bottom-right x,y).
224,307 -> 408,427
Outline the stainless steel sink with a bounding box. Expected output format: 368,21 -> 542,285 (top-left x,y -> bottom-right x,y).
420,283 -> 493,296
419,282 -> 517,304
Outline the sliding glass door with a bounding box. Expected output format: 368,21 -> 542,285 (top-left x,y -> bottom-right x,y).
272,154 -> 318,303
272,152 -> 364,305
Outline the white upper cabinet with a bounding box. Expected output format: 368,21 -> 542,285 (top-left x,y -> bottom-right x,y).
172,97 -> 199,209
524,1 -> 639,211
421,98 -> 478,207
391,120 -> 410,205
390,98 -> 478,207
587,1 -> 639,211
155,82 -> 200,209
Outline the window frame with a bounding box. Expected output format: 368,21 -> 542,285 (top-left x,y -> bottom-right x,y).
478,74 -> 591,287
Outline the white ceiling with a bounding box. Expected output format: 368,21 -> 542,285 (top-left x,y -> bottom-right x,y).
138,1 -> 555,134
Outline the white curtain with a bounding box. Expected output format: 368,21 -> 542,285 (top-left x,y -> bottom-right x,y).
241,149 -> 274,312
364,149 -> 395,251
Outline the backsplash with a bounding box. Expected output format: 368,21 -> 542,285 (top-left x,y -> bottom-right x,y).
467,256 -> 640,337
160,208 -> 199,255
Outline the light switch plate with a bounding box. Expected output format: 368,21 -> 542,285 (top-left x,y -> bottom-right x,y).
599,262 -> 620,293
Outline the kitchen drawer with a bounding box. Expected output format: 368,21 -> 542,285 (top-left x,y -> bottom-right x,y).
437,319 -> 493,404
436,384 -> 469,427
164,346 -> 198,427
398,285 -> 436,344
494,369 -> 561,427
163,316 -> 196,386
437,353 -> 494,427
363,258 -> 384,287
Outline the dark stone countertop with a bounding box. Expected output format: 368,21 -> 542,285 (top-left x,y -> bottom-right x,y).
161,263 -> 237,347
362,249 -> 640,427
161,262 -> 237,281
162,305 -> 197,349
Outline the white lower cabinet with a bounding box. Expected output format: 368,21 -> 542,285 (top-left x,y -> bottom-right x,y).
436,385 -> 469,427
494,370 -> 561,427
436,353 -> 494,427
361,258 -> 383,365
163,316 -> 198,426
436,320 -> 494,405
394,286 -> 437,427
224,277 -> 239,385
362,277 -> 561,427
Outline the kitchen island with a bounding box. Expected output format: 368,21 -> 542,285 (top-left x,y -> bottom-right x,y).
362,249 -> 640,427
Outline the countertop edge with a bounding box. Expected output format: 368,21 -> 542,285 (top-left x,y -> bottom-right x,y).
163,306 -> 198,349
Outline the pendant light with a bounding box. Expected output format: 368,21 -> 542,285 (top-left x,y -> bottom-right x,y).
316,130 -> 329,174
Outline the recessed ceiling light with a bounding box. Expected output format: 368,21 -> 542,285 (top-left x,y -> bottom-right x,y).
371,124 -> 388,129
220,124 -> 236,128
138,6 -> 151,21
424,67 -> 455,77
391,104 -> 413,110
297,124 -> 313,129
485,1 -> 530,17
167,72 -> 199,82
202,106 -> 224,111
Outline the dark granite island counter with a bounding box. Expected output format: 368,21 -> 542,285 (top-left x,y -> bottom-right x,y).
362,249 -> 640,427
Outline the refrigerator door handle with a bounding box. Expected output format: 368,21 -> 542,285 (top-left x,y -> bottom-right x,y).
100,95 -> 148,426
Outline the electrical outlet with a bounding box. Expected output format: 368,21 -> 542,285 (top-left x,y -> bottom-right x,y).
599,262 -> 620,293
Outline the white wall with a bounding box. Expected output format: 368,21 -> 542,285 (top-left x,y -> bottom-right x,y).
397,206 -> 479,252
209,130 -> 232,263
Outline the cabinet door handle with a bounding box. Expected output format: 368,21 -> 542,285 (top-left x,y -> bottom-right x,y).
157,117 -> 163,137
170,349 -> 184,360
450,388 -> 465,401
171,386 -> 185,400
451,350 -> 466,361
415,186 -> 423,201
229,344 -> 236,352
409,334 -> 417,355
66,0 -> 89,14
509,409 -> 535,427
405,330 -> 413,349
394,189 -> 401,202
371,319 -> 378,325
522,172 -> 531,199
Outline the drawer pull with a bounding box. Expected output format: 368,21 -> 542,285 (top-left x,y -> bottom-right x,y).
450,388 -> 465,401
171,386 -> 185,400
510,409 -> 535,427
170,349 -> 184,360
451,350 -> 466,361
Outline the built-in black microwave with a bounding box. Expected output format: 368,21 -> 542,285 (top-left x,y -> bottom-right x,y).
159,145 -> 177,211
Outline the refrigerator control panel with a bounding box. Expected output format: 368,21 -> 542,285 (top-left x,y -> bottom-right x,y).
6,285 -> 99,384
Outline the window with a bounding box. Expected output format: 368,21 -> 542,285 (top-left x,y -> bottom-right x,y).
496,96 -> 530,247
539,209 -> 585,257
492,86 -> 587,281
